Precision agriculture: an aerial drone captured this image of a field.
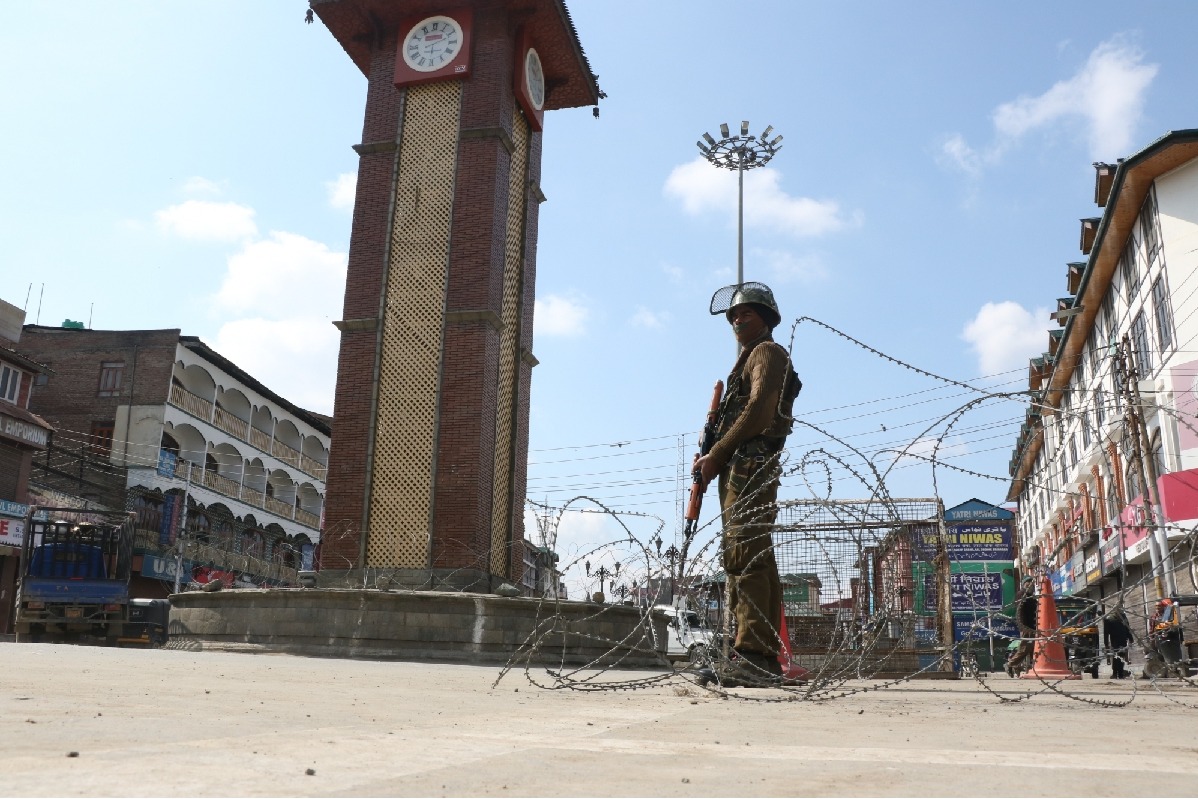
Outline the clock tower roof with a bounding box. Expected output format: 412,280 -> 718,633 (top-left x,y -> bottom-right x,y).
310,0 -> 599,110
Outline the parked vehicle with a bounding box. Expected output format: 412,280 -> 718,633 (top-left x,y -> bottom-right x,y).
653,604 -> 717,664
14,508 -> 136,644
1144,595 -> 1198,679
1055,598 -> 1101,678
120,598 -> 171,647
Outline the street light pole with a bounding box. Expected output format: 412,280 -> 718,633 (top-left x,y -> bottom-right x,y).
697,121 -> 783,287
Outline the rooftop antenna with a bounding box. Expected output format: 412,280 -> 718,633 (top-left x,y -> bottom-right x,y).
36,284 -> 44,325
88,303 -> 94,329
23,283 -> 32,311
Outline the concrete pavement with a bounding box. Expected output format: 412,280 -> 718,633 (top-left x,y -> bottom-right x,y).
2,642 -> 1197,797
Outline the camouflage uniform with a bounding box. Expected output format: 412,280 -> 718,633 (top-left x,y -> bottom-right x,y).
707,330 -> 799,658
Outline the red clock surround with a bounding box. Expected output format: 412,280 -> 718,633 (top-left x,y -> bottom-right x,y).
393,9 -> 474,89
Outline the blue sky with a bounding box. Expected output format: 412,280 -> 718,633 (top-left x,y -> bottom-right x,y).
4,3 -> 1197,594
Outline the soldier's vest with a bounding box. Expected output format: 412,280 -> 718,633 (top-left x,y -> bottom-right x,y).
716,338 -> 802,494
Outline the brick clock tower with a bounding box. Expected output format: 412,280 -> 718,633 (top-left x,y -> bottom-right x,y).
311,1 -> 597,590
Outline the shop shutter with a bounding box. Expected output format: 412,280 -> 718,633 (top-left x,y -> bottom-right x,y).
0,443 -> 21,499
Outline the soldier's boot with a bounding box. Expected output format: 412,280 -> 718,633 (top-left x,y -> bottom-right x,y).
712,650 -> 782,688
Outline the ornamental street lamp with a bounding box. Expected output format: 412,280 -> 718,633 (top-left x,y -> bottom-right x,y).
696,121 -> 783,287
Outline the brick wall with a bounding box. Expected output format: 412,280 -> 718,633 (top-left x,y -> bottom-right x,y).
18,327 -> 180,507
324,5 -> 541,587
321,32 -> 404,570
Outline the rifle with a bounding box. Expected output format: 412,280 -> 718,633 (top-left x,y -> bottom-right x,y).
682,379 -> 724,544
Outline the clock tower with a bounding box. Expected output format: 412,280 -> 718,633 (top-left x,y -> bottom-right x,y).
310,0 -> 597,589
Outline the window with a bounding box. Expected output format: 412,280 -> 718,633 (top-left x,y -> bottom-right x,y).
1141,188 -> 1161,264
1131,311 -> 1152,375
1081,411 -> 1091,449
1121,231 -> 1140,302
1152,274 -> 1174,353
1069,435 -> 1078,471
98,361 -> 125,397
1152,431 -> 1167,478
0,364 -> 22,403
1094,386 -> 1105,429
89,421 -> 115,456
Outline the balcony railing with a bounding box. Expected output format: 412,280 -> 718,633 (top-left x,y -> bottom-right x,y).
203,470 -> 241,497
295,508 -> 320,528
249,427 -> 272,452
213,406 -> 250,442
240,486 -> 265,509
272,439 -> 301,469
264,495 -> 293,518
300,454 -> 328,482
169,383 -> 213,421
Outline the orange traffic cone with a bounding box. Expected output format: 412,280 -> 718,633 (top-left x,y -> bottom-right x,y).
1022,575 -> 1079,680
777,609 -> 811,682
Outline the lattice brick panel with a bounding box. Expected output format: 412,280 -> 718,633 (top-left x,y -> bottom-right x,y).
367,82 -> 462,569
490,115 -> 531,576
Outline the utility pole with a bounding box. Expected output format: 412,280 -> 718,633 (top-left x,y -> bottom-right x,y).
173,462 -> 192,594
1113,336 -> 1176,599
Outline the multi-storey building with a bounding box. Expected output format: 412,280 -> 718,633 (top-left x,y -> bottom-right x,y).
18,325 -> 329,596
0,299 -> 53,635
1008,130 -> 1198,612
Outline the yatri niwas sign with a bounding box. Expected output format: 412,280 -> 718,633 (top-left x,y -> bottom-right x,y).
917,523 -> 1012,561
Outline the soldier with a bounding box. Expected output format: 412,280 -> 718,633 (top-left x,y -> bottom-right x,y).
694,282 -> 801,687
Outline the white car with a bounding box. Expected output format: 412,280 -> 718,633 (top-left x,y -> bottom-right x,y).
653,605 -> 716,664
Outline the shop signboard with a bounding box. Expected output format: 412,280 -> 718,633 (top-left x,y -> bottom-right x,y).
954,614 -> 1019,642
1101,530 -> 1122,575
157,449 -> 177,478
1084,551 -> 1101,584
1070,551 -> 1086,589
1052,563 -> 1073,597
159,493 -> 184,548
0,516 -> 23,547
922,569 -> 1004,612
1126,534 -> 1152,564
0,499 -> 29,519
141,554 -> 192,582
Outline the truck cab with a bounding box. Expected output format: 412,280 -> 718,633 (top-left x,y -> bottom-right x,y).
652,604 -> 716,664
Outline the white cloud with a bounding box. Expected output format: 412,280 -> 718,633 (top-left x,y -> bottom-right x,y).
961,301 -> 1050,375
661,264 -> 685,283
155,200 -> 257,242
182,176 -> 224,196
535,294 -> 589,337
214,231 -> 347,317
754,248 -> 828,284
630,306 -> 669,329
941,36 -> 1158,174
663,158 -> 850,238
889,435 -> 971,469
211,317 -> 340,414
327,173 -> 356,211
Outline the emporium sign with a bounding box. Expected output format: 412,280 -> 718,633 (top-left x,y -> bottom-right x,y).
0,411 -> 49,449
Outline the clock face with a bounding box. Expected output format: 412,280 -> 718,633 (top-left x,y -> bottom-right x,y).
402,15 -> 464,73
524,48 -> 545,111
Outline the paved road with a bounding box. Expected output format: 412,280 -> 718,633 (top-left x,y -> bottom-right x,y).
3,643 -> 1197,797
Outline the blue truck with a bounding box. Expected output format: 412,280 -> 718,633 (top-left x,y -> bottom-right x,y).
14,508 -> 136,644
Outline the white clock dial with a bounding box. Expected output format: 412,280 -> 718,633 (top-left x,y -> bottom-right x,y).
402,15 -> 463,73
525,48 -> 545,110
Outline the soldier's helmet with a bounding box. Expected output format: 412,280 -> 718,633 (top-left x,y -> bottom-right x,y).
709,281 -> 782,329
